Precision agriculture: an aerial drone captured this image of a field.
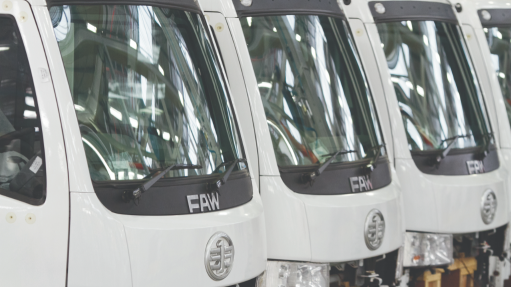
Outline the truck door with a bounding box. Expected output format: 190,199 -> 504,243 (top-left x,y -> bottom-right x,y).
0,1 -> 69,285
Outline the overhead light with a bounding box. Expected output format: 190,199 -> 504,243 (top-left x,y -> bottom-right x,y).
130,39 -> 137,50
163,132 -> 170,141
179,91 -> 184,105
0,47 -> 9,51
273,27 -> 277,32
24,110 -> 37,119
74,104 -> 85,111
247,17 -> 252,27
499,72 -> 506,79
87,23 -> 97,33
416,85 -> 425,97
25,96 -> 34,107
324,69 -> 330,84
258,82 -> 272,88
295,34 -> 301,42
158,65 -> 165,76
129,117 -> 138,128
110,107 -> 122,121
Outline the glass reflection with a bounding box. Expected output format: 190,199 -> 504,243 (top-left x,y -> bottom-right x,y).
377,21 -> 491,151
52,5 -> 243,181
485,27 -> 511,127
241,15 -> 384,166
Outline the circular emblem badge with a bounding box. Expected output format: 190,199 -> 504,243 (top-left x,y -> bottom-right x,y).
204,232 -> 234,281
481,189 -> 497,225
364,209 -> 385,250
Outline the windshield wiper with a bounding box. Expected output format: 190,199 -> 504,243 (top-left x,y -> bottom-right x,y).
364,144 -> 385,172
478,132 -> 494,159
301,149 -> 357,186
123,163 -> 202,204
208,159 -> 247,192
435,134 -> 471,163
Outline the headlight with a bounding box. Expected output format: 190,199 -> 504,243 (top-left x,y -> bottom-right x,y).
403,232 -> 453,267
256,261 -> 329,287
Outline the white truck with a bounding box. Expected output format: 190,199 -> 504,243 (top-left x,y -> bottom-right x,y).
201,0 -> 406,286
0,0 -> 267,286
341,0 -> 510,285
452,0 -> 511,285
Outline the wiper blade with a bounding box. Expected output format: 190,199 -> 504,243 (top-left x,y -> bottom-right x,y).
478,132 -> 494,159
123,163 -> 202,204
208,158 -> 247,192
301,149 -> 357,186
435,134 -> 471,163
365,144 -> 385,172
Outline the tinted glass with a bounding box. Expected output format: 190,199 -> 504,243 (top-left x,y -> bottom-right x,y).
377,21 -> 491,151
0,17 -> 46,203
241,15 -> 384,166
51,5 -> 244,182
485,27 -> 511,126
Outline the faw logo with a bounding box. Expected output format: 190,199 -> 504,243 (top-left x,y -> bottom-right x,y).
467,160 -> 484,175
349,175 -> 373,193
187,192 -> 220,213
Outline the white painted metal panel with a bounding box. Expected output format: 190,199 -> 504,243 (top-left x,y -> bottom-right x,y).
396,157 -> 508,233
208,5 -> 405,262
0,1 -> 69,286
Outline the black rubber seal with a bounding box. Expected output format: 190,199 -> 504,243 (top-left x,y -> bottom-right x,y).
46,0 -> 202,14
368,1 -> 457,24
279,156 -> 391,195
478,9 -> 511,28
232,0 -> 345,19
411,145 -> 499,175
93,170 -> 253,215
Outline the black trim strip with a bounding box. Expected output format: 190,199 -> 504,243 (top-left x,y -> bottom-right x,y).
46,0 -> 202,14
478,9 -> 511,28
368,1 -> 457,24
411,145 -> 499,175
279,156 -> 391,195
232,0 -> 345,19
93,170 -> 253,215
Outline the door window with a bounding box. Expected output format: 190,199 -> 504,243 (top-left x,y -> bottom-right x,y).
0,16 -> 46,205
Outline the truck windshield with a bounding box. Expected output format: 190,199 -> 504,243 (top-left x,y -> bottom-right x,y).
240,15 -> 384,166
377,21 -> 491,152
51,5 -> 244,181
485,27 -> 511,127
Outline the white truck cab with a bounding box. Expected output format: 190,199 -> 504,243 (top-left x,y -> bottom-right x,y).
201,0 -> 406,286
340,0 -> 510,285
453,0 -> 511,284
0,0 -> 266,286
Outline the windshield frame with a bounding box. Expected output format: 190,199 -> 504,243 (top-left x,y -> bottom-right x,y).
377,19 -> 493,153
49,3 -> 254,215
239,12 -> 392,195
241,14 -> 386,168
375,14 -> 498,175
